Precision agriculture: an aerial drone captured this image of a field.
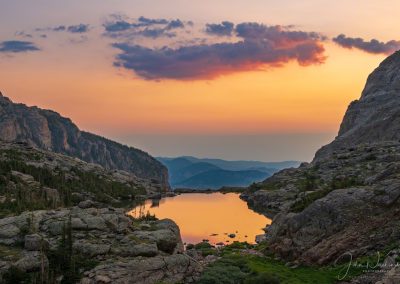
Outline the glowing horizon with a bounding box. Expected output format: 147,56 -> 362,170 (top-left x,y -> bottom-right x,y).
0,0 -> 396,161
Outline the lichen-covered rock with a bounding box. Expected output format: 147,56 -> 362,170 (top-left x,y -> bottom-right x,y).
14,251 -> 48,272
0,206 -> 200,283
80,254 -> 201,284
24,234 -> 49,251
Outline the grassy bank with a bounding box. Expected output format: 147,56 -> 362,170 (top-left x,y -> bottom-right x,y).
196,242 -> 366,284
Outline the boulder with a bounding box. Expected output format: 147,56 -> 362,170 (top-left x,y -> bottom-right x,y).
82,216 -> 107,231
14,251 -> 48,272
73,241 -> 111,257
24,234 -> 49,251
0,206 -> 192,283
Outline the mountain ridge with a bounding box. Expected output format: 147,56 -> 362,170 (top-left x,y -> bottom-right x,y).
0,92 -> 169,189
241,50 -> 400,281
174,169 -> 269,189
159,156 -> 300,189
159,156 -> 300,171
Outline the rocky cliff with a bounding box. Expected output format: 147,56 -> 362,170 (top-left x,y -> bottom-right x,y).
0,93 -> 169,190
315,51 -> 400,160
241,50 -> 400,279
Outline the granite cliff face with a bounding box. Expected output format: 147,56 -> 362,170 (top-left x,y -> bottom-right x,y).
242,51 -> 400,278
0,94 -> 169,190
315,51 -> 400,160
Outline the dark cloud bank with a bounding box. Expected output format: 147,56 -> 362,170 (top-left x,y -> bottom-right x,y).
0,41 -> 39,53
112,22 -> 326,80
333,34 -> 400,55
205,21 -> 234,36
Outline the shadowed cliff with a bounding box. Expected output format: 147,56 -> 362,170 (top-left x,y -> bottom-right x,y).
0,93 -> 169,190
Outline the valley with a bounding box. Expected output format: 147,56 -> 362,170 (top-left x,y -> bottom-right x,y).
159,156 -> 300,189
2,51 -> 400,283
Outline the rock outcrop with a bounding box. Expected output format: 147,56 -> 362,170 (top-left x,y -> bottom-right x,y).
0,93 -> 169,190
315,51 -> 400,160
0,141 -> 163,216
241,51 -> 400,271
0,207 -> 201,283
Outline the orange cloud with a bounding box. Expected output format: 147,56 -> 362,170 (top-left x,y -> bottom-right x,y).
112,23 -> 326,80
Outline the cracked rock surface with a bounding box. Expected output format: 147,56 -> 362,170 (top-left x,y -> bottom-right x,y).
0,206 -> 201,283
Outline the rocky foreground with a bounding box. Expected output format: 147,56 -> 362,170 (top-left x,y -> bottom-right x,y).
0,205 -> 202,283
0,141 -> 204,283
241,51 -> 400,282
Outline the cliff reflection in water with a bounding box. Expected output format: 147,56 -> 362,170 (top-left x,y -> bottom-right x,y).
129,192 -> 271,245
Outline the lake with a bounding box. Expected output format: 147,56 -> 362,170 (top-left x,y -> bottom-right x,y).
128,192 -> 271,245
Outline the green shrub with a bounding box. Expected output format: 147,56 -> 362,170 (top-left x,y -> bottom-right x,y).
186,243 -> 195,250
198,256 -> 250,284
225,242 -> 253,250
291,189 -> 332,213
194,241 -> 216,256
2,266 -> 32,284
329,176 -> 363,190
244,272 -> 280,284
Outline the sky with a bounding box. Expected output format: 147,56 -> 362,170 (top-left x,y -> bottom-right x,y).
0,0 -> 398,162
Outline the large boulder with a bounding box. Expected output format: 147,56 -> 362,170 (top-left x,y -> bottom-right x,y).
24,234 -> 49,251
0,207 -> 199,282
80,254 -> 201,284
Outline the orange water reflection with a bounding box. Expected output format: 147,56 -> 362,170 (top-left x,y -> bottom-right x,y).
129,193 -> 271,245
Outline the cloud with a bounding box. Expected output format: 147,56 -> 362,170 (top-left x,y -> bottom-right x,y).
333,34 -> 400,55
112,23 -> 325,80
166,19 -> 185,30
0,40 -> 40,53
103,17 -> 183,39
103,16 -> 173,33
53,25 -> 66,32
205,21 -> 234,36
235,22 -> 324,42
138,16 -> 168,25
36,24 -> 89,34
140,28 -> 176,38
15,31 -> 33,38
104,21 -> 132,32
67,24 -> 89,33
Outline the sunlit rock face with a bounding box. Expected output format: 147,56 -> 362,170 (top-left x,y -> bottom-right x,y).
315,50 -> 400,161
0,93 -> 169,190
242,51 -> 400,269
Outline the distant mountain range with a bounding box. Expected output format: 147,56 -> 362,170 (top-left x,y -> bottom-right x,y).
157,156 -> 301,189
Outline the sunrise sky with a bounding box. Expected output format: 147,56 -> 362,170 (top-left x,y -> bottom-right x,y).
1,0 -> 398,161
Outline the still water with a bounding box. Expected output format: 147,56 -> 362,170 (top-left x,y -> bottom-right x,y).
129,192 -> 271,245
